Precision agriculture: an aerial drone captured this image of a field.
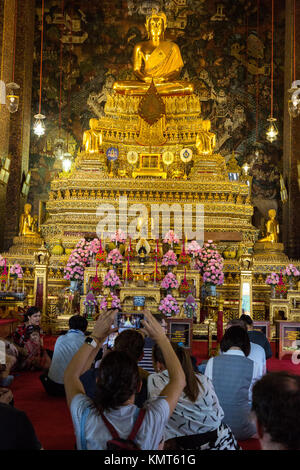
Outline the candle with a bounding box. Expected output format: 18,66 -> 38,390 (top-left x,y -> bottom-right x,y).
156,239 -> 158,253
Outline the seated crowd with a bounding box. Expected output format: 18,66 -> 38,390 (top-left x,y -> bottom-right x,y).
0,305 -> 300,451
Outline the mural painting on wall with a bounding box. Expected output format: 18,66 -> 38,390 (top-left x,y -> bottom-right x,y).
29,0 -> 285,231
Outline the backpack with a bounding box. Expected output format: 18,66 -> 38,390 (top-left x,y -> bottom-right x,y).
100,408 -> 146,450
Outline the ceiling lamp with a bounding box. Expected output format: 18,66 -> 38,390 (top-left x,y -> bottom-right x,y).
266,0 -> 278,143
6,82 -> 20,113
266,117 -> 279,143
62,157 -> 72,173
6,1 -> 20,113
33,0 -> 46,137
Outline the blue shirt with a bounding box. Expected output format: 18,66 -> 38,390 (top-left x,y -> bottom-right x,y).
48,329 -> 86,384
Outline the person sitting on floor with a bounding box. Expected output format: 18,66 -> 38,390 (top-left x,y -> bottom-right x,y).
204,326 -> 259,441
148,342 -> 239,450
198,318 -> 266,378
80,328 -> 149,407
40,315 -> 88,397
64,309 -> 186,450
239,314 -> 272,359
252,371 -> 300,450
0,402 -> 42,450
20,326 -> 51,371
225,319 -> 266,378
12,306 -> 52,369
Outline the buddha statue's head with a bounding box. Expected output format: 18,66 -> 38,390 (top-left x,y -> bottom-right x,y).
89,118 -> 98,130
145,11 -> 167,39
268,209 -> 276,219
24,203 -> 32,215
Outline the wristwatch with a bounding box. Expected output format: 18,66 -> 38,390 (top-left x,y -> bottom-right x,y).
84,336 -> 98,348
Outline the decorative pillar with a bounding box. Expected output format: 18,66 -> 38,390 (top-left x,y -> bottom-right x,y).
2,0 -> 35,250
239,255 -> 253,318
217,296 -> 224,344
33,243 -> 50,329
283,0 -> 300,259
0,0 -> 18,250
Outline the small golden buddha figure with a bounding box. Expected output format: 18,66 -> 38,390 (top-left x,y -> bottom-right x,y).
258,209 -> 279,243
113,12 -> 193,96
196,120 -> 216,155
19,203 -> 38,237
82,118 -> 102,153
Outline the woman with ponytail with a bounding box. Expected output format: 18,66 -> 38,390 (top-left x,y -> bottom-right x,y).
148,343 -> 240,450
64,309 -> 186,450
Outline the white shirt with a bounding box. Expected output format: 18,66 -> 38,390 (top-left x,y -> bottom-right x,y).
48,329 -> 86,384
204,349 -> 261,403
70,393 -> 169,450
147,370 -> 224,440
248,342 -> 266,378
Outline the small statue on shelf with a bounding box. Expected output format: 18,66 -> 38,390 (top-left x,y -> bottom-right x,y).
19,203 -> 39,237
258,209 -> 279,243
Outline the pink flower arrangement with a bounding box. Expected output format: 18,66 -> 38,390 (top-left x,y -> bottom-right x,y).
187,240 -> 201,256
159,294 -> 180,317
161,272 -> 179,290
106,248 -> 123,266
195,240 -> 224,286
266,272 -> 280,285
89,238 -> 101,255
162,250 -> 178,267
103,269 -> 122,289
110,229 -> 127,244
100,293 -> 121,311
10,263 -> 23,279
64,238 -> 91,281
283,264 -> 300,278
0,256 -> 5,267
163,230 -> 180,245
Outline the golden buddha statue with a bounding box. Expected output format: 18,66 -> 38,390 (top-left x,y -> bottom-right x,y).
258,209 -> 279,243
82,118 -> 102,153
113,12 -> 193,96
196,120 -> 216,155
19,203 -> 39,237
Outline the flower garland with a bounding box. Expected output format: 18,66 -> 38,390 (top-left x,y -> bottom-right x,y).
158,294 -> 180,317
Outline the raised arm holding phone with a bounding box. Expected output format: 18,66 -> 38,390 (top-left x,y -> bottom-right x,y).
64,309 -> 185,450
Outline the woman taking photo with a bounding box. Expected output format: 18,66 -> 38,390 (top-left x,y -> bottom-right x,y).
148,342 -> 239,450
64,309 -> 186,450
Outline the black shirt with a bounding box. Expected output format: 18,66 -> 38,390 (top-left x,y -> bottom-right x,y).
0,403 -> 41,450
248,330 -> 272,359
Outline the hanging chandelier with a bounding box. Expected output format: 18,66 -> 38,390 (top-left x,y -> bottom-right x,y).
266,0 -> 278,143
6,1 -> 20,113
33,0 -> 46,137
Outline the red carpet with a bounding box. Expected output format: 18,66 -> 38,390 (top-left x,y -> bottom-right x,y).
11,371 -> 75,450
